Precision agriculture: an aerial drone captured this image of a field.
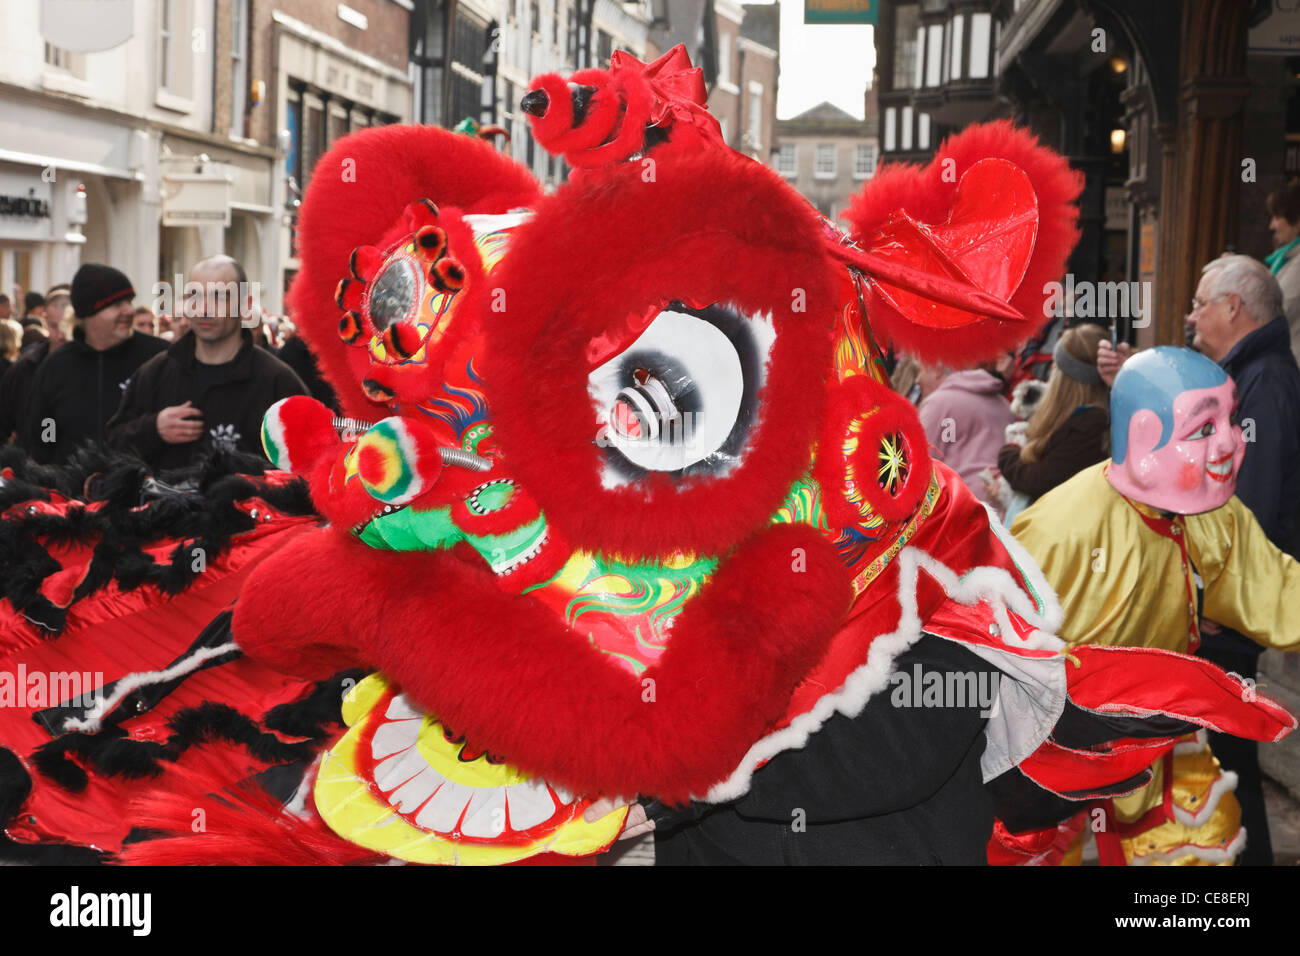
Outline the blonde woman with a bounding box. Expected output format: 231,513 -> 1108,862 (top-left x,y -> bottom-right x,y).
0,318 -> 22,375
995,323 -> 1110,502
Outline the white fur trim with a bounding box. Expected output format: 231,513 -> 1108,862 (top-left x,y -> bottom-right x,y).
982,502 -> 1064,635
61,641 -> 239,734
701,538 -> 1068,803
462,211 -> 533,237
1173,729 -> 1209,756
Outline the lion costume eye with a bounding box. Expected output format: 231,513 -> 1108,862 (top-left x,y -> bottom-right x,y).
587,301 -> 773,485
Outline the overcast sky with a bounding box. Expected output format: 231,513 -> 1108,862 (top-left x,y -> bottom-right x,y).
750,1 -> 876,120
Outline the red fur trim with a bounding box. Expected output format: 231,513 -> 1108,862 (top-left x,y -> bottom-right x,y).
232,528 -> 378,680
287,125 -> 540,420
547,73 -> 621,154
481,150 -> 842,559
568,73 -> 654,168
843,121 -> 1083,366
524,73 -> 575,144
814,375 -> 932,527
234,524 -> 851,803
268,396 -> 340,475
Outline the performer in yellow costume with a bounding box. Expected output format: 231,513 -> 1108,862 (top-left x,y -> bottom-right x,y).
1009,347 -> 1300,864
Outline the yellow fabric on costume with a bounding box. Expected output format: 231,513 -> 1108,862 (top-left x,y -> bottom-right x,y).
1120,741 -> 1242,866
1009,461 -> 1300,654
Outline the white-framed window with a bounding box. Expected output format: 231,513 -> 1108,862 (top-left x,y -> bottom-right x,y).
901,106 -> 914,151
156,0 -> 193,107
918,113 -> 931,150
815,143 -> 836,179
926,23 -> 942,87
159,0 -> 176,91
970,12 -> 992,79
719,38 -> 731,87
747,83 -> 763,150
884,107 -> 897,151
913,26 -> 924,88
941,20 -> 950,84
230,0 -> 249,138
892,4 -> 918,89
950,14 -> 964,80
43,40 -> 88,90
854,143 -> 877,179
776,143 -> 797,177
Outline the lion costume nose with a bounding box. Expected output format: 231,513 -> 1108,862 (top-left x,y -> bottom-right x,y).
521,89 -> 548,116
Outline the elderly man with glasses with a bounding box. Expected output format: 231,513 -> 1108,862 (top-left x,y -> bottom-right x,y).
1183,254 -> 1300,865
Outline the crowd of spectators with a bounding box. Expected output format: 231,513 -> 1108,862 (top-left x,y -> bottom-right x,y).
0,256 -> 341,471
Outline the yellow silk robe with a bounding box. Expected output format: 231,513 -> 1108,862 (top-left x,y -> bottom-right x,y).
1009,461 -> 1300,655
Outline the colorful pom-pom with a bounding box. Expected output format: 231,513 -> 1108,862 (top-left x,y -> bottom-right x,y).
354,417 -> 444,505
414,225 -> 448,261
261,396 -> 341,475
338,311 -> 364,344
348,245 -> 384,283
430,257 -> 466,294
402,198 -> 440,232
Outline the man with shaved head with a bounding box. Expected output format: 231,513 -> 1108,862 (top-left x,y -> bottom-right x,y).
108,255 -> 306,470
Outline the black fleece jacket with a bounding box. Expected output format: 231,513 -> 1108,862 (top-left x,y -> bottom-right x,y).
107,330 -> 306,471
24,331 -> 167,463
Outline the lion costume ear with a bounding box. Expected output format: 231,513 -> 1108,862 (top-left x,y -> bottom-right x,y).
287,125 -> 542,421
840,120 -> 1083,366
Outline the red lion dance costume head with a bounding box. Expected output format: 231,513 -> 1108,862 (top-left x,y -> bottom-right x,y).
116,47 -> 1292,865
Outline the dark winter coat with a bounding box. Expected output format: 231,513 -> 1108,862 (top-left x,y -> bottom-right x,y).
277,334 -> 340,413
24,331 -> 167,463
0,339 -> 49,445
107,330 -> 307,471
649,636 -> 997,864
996,405 -> 1109,501
1201,315 -> 1300,659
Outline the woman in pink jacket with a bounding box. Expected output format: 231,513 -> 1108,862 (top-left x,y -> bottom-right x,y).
917,364 -> 1015,506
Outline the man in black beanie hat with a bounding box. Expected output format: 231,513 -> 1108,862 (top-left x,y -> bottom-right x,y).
21,263 -> 166,463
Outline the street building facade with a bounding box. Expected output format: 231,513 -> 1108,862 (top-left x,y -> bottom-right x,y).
772,98 -> 878,220
0,0 -> 415,315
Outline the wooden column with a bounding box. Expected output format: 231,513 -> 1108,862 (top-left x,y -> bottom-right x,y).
1154,0 -> 1251,345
